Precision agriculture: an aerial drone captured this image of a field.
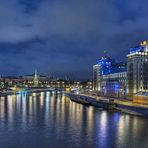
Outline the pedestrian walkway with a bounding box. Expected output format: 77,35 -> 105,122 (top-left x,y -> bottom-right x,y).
81,93 -> 148,109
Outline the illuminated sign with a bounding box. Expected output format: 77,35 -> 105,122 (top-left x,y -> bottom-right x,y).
129,46 -> 144,54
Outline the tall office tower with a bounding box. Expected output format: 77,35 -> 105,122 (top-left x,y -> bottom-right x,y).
127,41 -> 148,98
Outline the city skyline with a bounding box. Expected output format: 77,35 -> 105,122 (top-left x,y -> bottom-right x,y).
0,40 -> 146,80
0,0 -> 148,79
0,1 -> 148,148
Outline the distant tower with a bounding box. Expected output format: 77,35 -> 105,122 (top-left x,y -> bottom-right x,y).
34,69 -> 39,87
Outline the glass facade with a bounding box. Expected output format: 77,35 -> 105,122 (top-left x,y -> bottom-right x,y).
93,56 -> 126,98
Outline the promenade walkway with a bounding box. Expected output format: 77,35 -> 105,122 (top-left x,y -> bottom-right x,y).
81,93 -> 148,109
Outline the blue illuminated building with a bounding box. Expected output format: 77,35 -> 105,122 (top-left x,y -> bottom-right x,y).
101,62 -> 127,98
93,56 -> 113,93
97,58 -> 112,75
93,55 -> 127,97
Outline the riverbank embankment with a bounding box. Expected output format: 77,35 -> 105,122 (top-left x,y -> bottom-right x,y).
65,93 -> 148,117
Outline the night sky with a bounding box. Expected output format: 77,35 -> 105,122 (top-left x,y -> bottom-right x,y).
0,0 -> 148,80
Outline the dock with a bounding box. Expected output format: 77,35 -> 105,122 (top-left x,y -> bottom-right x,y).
65,93 -> 148,117
65,93 -> 116,110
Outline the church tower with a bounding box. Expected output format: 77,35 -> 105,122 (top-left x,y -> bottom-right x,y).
34,69 -> 39,87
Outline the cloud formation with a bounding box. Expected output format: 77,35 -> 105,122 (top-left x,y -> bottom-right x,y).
0,0 -> 148,79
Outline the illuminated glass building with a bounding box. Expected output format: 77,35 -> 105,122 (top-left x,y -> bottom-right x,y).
93,55 -> 127,97
101,69 -> 127,98
127,41 -> 148,98
93,59 -> 127,97
93,56 -> 112,94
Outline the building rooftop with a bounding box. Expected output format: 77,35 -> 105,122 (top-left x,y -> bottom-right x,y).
127,40 -> 148,57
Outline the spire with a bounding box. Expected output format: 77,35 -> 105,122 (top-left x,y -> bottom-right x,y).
34,69 -> 39,87
104,50 -> 107,55
35,69 -> 38,78
102,50 -> 110,59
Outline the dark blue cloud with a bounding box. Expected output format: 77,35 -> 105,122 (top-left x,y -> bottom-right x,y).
18,0 -> 42,14
0,0 -> 148,79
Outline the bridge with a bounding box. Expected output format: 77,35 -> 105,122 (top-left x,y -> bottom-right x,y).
24,87 -> 64,93
1,87 -> 65,96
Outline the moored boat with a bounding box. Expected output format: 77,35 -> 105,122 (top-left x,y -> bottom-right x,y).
70,95 -> 90,105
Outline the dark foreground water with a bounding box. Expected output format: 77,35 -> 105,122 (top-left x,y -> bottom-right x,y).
0,91 -> 148,148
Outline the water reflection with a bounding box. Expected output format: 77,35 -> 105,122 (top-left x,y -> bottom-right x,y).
0,92 -> 148,148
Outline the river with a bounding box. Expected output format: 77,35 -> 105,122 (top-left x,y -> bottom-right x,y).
0,91 -> 148,148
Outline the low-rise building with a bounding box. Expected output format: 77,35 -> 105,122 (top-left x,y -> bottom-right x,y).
101,71 -> 127,98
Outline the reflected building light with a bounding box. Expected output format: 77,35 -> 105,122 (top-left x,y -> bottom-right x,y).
117,116 -> 129,143
50,95 -> 54,112
46,92 -> 50,102
16,93 -> 23,112
29,95 -> 33,100
45,92 -> 50,126
118,116 -> 124,141
100,111 -> 107,136
32,93 -> 36,97
132,117 -> 138,135
41,92 -> 44,100
12,94 -> 16,99
0,97 -> 5,124
40,94 -> 44,107
0,96 -> 5,101
87,107 -> 93,134
113,113 -> 120,122
97,111 -> 108,148
7,95 -> 14,125
16,92 -> 22,100
29,96 -> 33,114
12,95 -> 17,109
41,92 -> 44,95
22,96 -> 27,126
46,91 -> 50,95
46,92 -> 50,103
72,103 -> 82,128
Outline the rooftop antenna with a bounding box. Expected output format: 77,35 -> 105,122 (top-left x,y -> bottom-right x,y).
103,50 -> 110,59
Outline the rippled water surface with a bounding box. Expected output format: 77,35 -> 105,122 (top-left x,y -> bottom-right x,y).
0,91 -> 148,148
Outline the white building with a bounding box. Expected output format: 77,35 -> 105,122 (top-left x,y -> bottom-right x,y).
127,41 -> 148,98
